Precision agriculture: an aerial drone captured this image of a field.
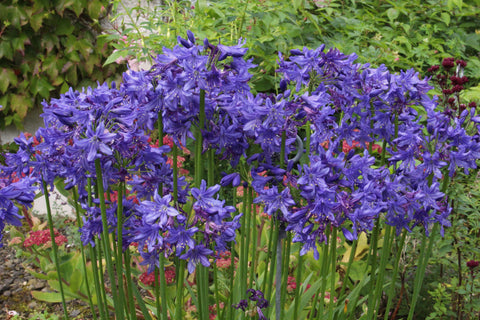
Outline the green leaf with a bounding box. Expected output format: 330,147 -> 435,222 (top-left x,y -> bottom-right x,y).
103,49 -> 130,66
292,0 -> 304,11
285,273 -> 322,319
71,0 -> 86,17
463,85 -> 480,101
25,268 -> 50,280
87,0 -> 104,20
10,94 -> 30,119
386,8 -> 399,23
441,12 -> 450,26
55,0 -> 75,16
0,68 -> 18,94
31,290 -> 72,303
30,77 -> 55,99
30,11 -> 45,32
0,40 -> 13,60
69,268 -> 83,293
65,65 -> 78,86
55,17 -> 75,36
12,34 -> 30,55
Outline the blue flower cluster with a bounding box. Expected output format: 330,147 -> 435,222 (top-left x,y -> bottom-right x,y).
1,31 -> 479,266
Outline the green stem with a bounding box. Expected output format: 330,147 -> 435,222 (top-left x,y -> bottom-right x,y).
116,181 -> 128,318
236,184 -> 249,320
383,230 -> 406,319
275,228 -> 285,320
94,159 -> 123,320
280,233 -> 291,320
262,218 -> 275,295
213,263 -> 220,320
92,241 -> 109,319
154,268 -> 162,320
237,0 -> 250,38
337,240 -> 357,304
249,188 -> 258,291
42,179 -> 68,320
407,224 -> 439,320
72,188 -> 97,320
123,250 -> 137,320
327,228 -> 337,319
365,219 -> 380,318
243,186 -> 252,291
227,239 -> 236,320
368,224 -> 393,320
316,234 -> 331,320
158,255 -> 169,320
87,178 -> 109,319
294,253 -> 303,319
175,259 -> 186,320
266,219 -> 279,317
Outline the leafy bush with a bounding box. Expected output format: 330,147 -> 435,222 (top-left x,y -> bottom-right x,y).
0,0 -> 125,129
105,0 -> 480,92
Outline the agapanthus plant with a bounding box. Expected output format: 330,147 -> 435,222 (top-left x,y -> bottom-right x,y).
1,30 -> 480,320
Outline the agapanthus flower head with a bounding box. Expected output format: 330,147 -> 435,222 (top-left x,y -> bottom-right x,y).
75,121 -> 117,162
0,177 -> 37,246
180,244 -> 214,273
137,192 -> 179,227
217,38 -> 248,61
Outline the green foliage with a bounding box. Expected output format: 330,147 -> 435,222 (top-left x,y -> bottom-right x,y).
426,171 -> 480,319
105,0 -> 480,93
10,310 -> 60,320
324,0 -> 480,77
8,217 -> 102,307
0,0 -> 125,129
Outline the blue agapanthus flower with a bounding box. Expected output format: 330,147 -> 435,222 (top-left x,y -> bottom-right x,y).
0,177 -> 36,246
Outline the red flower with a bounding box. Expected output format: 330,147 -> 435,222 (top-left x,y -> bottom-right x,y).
466,260 -> 479,269
23,229 -> 68,248
442,57 -> 455,69
139,266 -> 176,286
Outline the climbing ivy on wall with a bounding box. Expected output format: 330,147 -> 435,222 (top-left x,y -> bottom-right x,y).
0,0 -> 125,129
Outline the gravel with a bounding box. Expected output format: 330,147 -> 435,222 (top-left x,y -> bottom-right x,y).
0,236 -> 92,319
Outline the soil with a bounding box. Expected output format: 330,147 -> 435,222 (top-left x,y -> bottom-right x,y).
0,232 -> 93,320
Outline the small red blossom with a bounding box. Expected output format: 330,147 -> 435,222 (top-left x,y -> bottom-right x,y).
286,275 -> 312,294
342,140 -> 382,154
442,57 -> 455,69
456,59 -> 467,67
139,266 -> 176,286
427,65 -> 439,73
466,260 -> 479,269
452,85 -> 464,93
23,229 -> 68,248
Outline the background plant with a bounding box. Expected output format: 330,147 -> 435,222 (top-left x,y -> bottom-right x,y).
0,0 -> 124,129
104,0 -> 480,93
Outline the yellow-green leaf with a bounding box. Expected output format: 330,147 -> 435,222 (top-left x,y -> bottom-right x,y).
10,94 -> 31,119
0,68 -> 18,94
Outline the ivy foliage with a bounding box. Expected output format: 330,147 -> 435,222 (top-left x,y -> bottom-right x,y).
0,0 -> 125,129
